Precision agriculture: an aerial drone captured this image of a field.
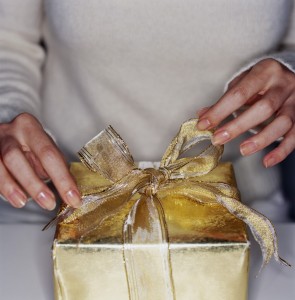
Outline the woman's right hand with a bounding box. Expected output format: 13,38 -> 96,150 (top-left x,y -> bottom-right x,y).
0,113 -> 81,210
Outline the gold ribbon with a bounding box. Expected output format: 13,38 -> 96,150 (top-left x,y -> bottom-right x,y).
46,119 -> 289,300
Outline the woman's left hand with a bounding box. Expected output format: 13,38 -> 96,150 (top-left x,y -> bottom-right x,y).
197,58 -> 295,168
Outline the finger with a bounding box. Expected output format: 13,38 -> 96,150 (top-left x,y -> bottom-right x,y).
23,150 -> 49,180
0,160 -> 27,208
263,124 -> 295,167
239,114 -> 293,156
28,130 -> 81,208
227,70 -> 248,89
276,96 -> 295,117
212,88 -> 287,145
0,137 -> 56,210
197,69 -> 267,130
196,107 -> 210,118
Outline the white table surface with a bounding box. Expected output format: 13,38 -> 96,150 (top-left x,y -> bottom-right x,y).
0,223 -> 294,300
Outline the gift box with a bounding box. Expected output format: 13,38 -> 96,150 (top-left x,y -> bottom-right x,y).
50,119 -> 285,300
53,162 -> 249,300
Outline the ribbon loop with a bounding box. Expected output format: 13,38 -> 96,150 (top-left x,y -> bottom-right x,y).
78,125 -> 135,182
47,118 -> 289,299
160,119 -> 223,179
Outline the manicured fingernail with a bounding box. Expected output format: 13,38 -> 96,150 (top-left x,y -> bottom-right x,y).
66,190 -> 81,208
240,141 -> 258,156
197,119 -> 211,130
37,191 -> 56,210
212,130 -> 230,145
265,157 -> 276,168
8,190 -> 27,208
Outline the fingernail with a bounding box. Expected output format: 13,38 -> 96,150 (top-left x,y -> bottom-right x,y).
265,157 -> 276,168
66,190 -> 81,208
240,141 -> 258,156
37,191 -> 56,210
8,190 -> 27,208
212,130 -> 230,145
197,118 -> 211,130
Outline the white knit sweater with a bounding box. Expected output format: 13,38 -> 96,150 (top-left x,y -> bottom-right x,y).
0,0 -> 295,220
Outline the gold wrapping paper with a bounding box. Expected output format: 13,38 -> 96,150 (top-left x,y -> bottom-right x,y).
50,118 -> 288,300
53,162 -> 249,300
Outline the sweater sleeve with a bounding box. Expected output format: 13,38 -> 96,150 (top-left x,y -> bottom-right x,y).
225,0 -> 295,90
0,0 -> 44,123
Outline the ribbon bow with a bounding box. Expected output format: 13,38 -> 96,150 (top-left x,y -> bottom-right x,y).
47,119 -> 289,300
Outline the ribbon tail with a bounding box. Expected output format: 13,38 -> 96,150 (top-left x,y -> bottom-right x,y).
43,206 -> 76,230
70,172 -> 151,242
215,194 -> 291,270
43,170 -> 149,233
43,182 -> 130,231
123,194 -> 175,300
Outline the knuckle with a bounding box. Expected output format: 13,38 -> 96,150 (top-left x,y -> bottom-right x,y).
276,148 -> 288,162
60,176 -> 74,188
38,144 -> 57,161
12,113 -> 41,131
53,172 -> 74,191
259,59 -> 283,74
279,114 -> 293,129
25,181 -> 43,197
231,85 -> 249,99
256,99 -> 276,117
0,123 -> 9,134
0,185 -> 14,199
276,137 -> 295,161
256,135 -> 267,148
2,146 -> 20,167
250,66 -> 268,81
0,176 -> 9,192
13,113 -> 34,124
228,122 -> 243,137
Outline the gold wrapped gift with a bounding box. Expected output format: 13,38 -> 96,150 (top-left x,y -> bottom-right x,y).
53,162 -> 249,300
50,119 -> 287,300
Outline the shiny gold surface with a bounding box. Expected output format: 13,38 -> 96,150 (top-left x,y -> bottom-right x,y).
50,119 -> 281,270
54,162 -> 249,300
56,162 -> 247,244
52,119 -> 285,299
54,242 -> 249,300
50,119 -> 289,300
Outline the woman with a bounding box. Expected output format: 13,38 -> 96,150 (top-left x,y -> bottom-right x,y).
0,0 -> 294,221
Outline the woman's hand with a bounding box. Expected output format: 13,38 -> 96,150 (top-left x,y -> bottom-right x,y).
0,113 -> 81,209
197,58 -> 295,167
